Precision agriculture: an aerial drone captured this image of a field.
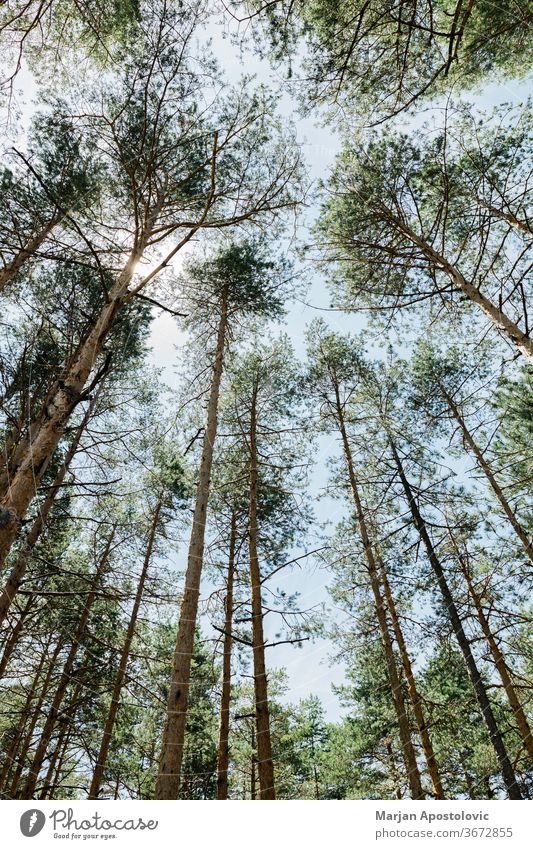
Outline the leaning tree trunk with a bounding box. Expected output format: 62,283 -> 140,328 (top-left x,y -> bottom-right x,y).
333,383 -> 425,800
376,552 -> 445,799
156,290 -> 229,800
388,436 -> 523,800
248,377 -> 276,800
0,234 -> 150,566
440,384 -> 533,565
89,497 -> 162,799
20,528 -> 116,799
449,534 -> 533,763
0,390 -> 100,625
390,211 -> 533,362
216,511 -> 237,800
475,198 -> 533,239
0,213 -> 63,295
0,594 -> 35,678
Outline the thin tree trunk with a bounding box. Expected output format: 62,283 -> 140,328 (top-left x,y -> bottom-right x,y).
89,498 -> 162,799
449,533 -> 533,763
46,725 -> 73,800
156,291 -> 228,800
388,436 -> 523,800
248,377 -> 275,800
0,391 -> 99,625
0,594 -> 34,678
0,214 -> 62,295
251,724 -> 256,800
5,639 -> 63,798
332,382 -> 425,800
216,512 -> 237,800
441,384 -> 533,564
376,553 -> 445,799
0,638 -> 50,794
38,681 -> 82,800
20,528 -> 116,798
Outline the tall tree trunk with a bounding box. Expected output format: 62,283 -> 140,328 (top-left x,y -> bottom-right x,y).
38,681 -> 82,800
440,384 -> 533,564
46,726 -> 73,800
449,532 -> 533,763
0,214 -> 63,295
376,553 -> 445,799
20,528 -> 116,798
89,498 -> 162,799
0,594 -> 35,678
332,383 -> 425,800
248,377 -> 276,800
0,236 -> 149,564
388,436 -> 523,800
156,291 -> 228,799
0,391 -> 99,625
216,512 -> 237,800
5,638 -> 63,798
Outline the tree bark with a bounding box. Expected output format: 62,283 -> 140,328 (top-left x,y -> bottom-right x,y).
440,384 -> 533,564
156,291 -> 228,799
0,237 -> 149,565
0,391 -> 99,625
0,638 -> 50,794
46,726 -> 73,800
4,638 -> 63,798
20,527 -> 116,798
251,724 -> 257,800
388,436 -> 523,800
475,198 -> 533,239
38,681 -> 82,800
376,553 -> 445,798
248,377 -> 276,799
0,594 -> 35,679
0,214 -> 63,295
449,534 -> 533,763
88,498 -> 162,799
332,381 -> 425,800
389,212 -> 533,362
215,512 -> 237,800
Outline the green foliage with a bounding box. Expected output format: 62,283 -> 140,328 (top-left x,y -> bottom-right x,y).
316,103 -> 532,349
233,0 -> 533,120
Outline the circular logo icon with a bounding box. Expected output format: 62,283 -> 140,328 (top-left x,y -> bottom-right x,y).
20,810 -> 46,837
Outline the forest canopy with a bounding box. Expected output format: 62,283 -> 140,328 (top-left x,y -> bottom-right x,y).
0,0 -> 531,802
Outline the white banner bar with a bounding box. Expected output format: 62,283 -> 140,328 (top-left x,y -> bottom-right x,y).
2,799 -> 532,849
